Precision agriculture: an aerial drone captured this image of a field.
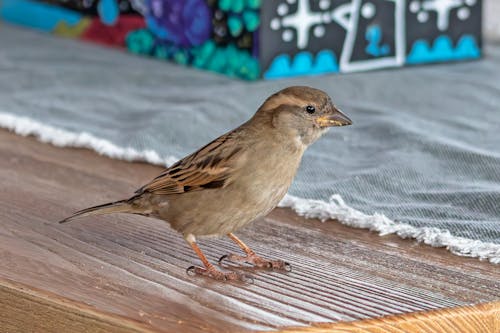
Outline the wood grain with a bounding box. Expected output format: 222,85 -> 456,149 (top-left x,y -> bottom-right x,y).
0,278 -> 152,333
278,302 -> 500,333
0,128 -> 499,332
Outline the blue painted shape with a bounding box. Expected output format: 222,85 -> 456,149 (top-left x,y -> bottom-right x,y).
455,35 -> 481,59
98,0 -> 119,26
264,50 -> 339,79
407,35 -> 481,64
406,40 -> 432,64
263,54 -> 292,79
0,0 -> 82,32
311,50 -> 339,74
432,35 -> 455,61
365,25 -> 390,57
291,52 -> 314,75
145,16 -> 169,39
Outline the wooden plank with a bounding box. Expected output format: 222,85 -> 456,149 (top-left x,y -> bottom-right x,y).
0,128 -> 499,332
278,302 -> 500,333
0,278 -> 152,333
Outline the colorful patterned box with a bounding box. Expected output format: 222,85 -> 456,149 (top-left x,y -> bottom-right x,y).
0,0 -> 482,80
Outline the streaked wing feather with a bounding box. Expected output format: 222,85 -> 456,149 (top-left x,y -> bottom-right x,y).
136,131 -> 244,195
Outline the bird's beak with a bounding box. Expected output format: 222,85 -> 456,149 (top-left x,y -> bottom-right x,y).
315,109 -> 352,127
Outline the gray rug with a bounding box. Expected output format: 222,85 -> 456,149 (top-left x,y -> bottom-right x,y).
1,23 -> 499,262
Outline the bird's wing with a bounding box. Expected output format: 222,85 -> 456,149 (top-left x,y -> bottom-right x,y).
135,131 -> 245,195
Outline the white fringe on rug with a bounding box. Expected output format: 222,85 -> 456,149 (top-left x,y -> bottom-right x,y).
0,112 -> 178,166
279,194 -> 500,264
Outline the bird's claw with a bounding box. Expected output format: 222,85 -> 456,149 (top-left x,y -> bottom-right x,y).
282,261 -> 292,272
186,265 -> 253,283
219,253 -> 291,272
218,254 -> 230,265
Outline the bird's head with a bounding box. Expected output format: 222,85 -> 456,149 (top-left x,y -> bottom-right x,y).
256,86 -> 352,147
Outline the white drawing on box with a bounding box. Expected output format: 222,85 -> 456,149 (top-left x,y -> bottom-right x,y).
270,0 -> 333,49
409,0 -> 476,31
334,0 -> 406,73
270,0 -> 406,72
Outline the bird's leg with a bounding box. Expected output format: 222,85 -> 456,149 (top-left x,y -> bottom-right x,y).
219,233 -> 291,271
185,235 -> 249,281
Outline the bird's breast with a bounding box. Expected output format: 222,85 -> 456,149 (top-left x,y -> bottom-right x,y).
235,146 -> 302,212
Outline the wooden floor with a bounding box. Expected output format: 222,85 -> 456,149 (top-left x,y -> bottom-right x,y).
0,129 -> 499,333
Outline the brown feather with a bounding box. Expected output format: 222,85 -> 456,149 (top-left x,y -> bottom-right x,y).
135,130 -> 246,195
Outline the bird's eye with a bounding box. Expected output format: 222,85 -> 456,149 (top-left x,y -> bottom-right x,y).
305,105 -> 316,114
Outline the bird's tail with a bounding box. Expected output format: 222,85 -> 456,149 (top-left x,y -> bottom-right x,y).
59,199 -> 133,224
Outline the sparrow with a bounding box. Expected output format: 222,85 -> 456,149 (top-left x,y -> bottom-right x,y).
60,86 -> 352,281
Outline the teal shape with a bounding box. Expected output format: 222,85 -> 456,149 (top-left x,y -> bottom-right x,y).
227,15 -> 243,37
239,58 -> 260,80
231,0 -> 245,13
173,49 -> 190,65
234,53 -> 260,80
225,44 -> 240,69
218,0 -> 231,11
264,50 -> 339,79
246,0 -> 261,10
154,45 -> 170,59
206,48 -> 228,72
242,10 -> 260,32
192,41 -> 216,68
407,35 -> 481,64
98,0 -> 119,26
191,42 -> 259,80
125,29 -> 155,55
0,0 -> 82,32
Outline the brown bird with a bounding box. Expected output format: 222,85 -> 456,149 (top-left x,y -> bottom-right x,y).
60,86 -> 352,281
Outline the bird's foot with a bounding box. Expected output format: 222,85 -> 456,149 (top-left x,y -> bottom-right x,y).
219,253 -> 291,271
186,265 -> 252,282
